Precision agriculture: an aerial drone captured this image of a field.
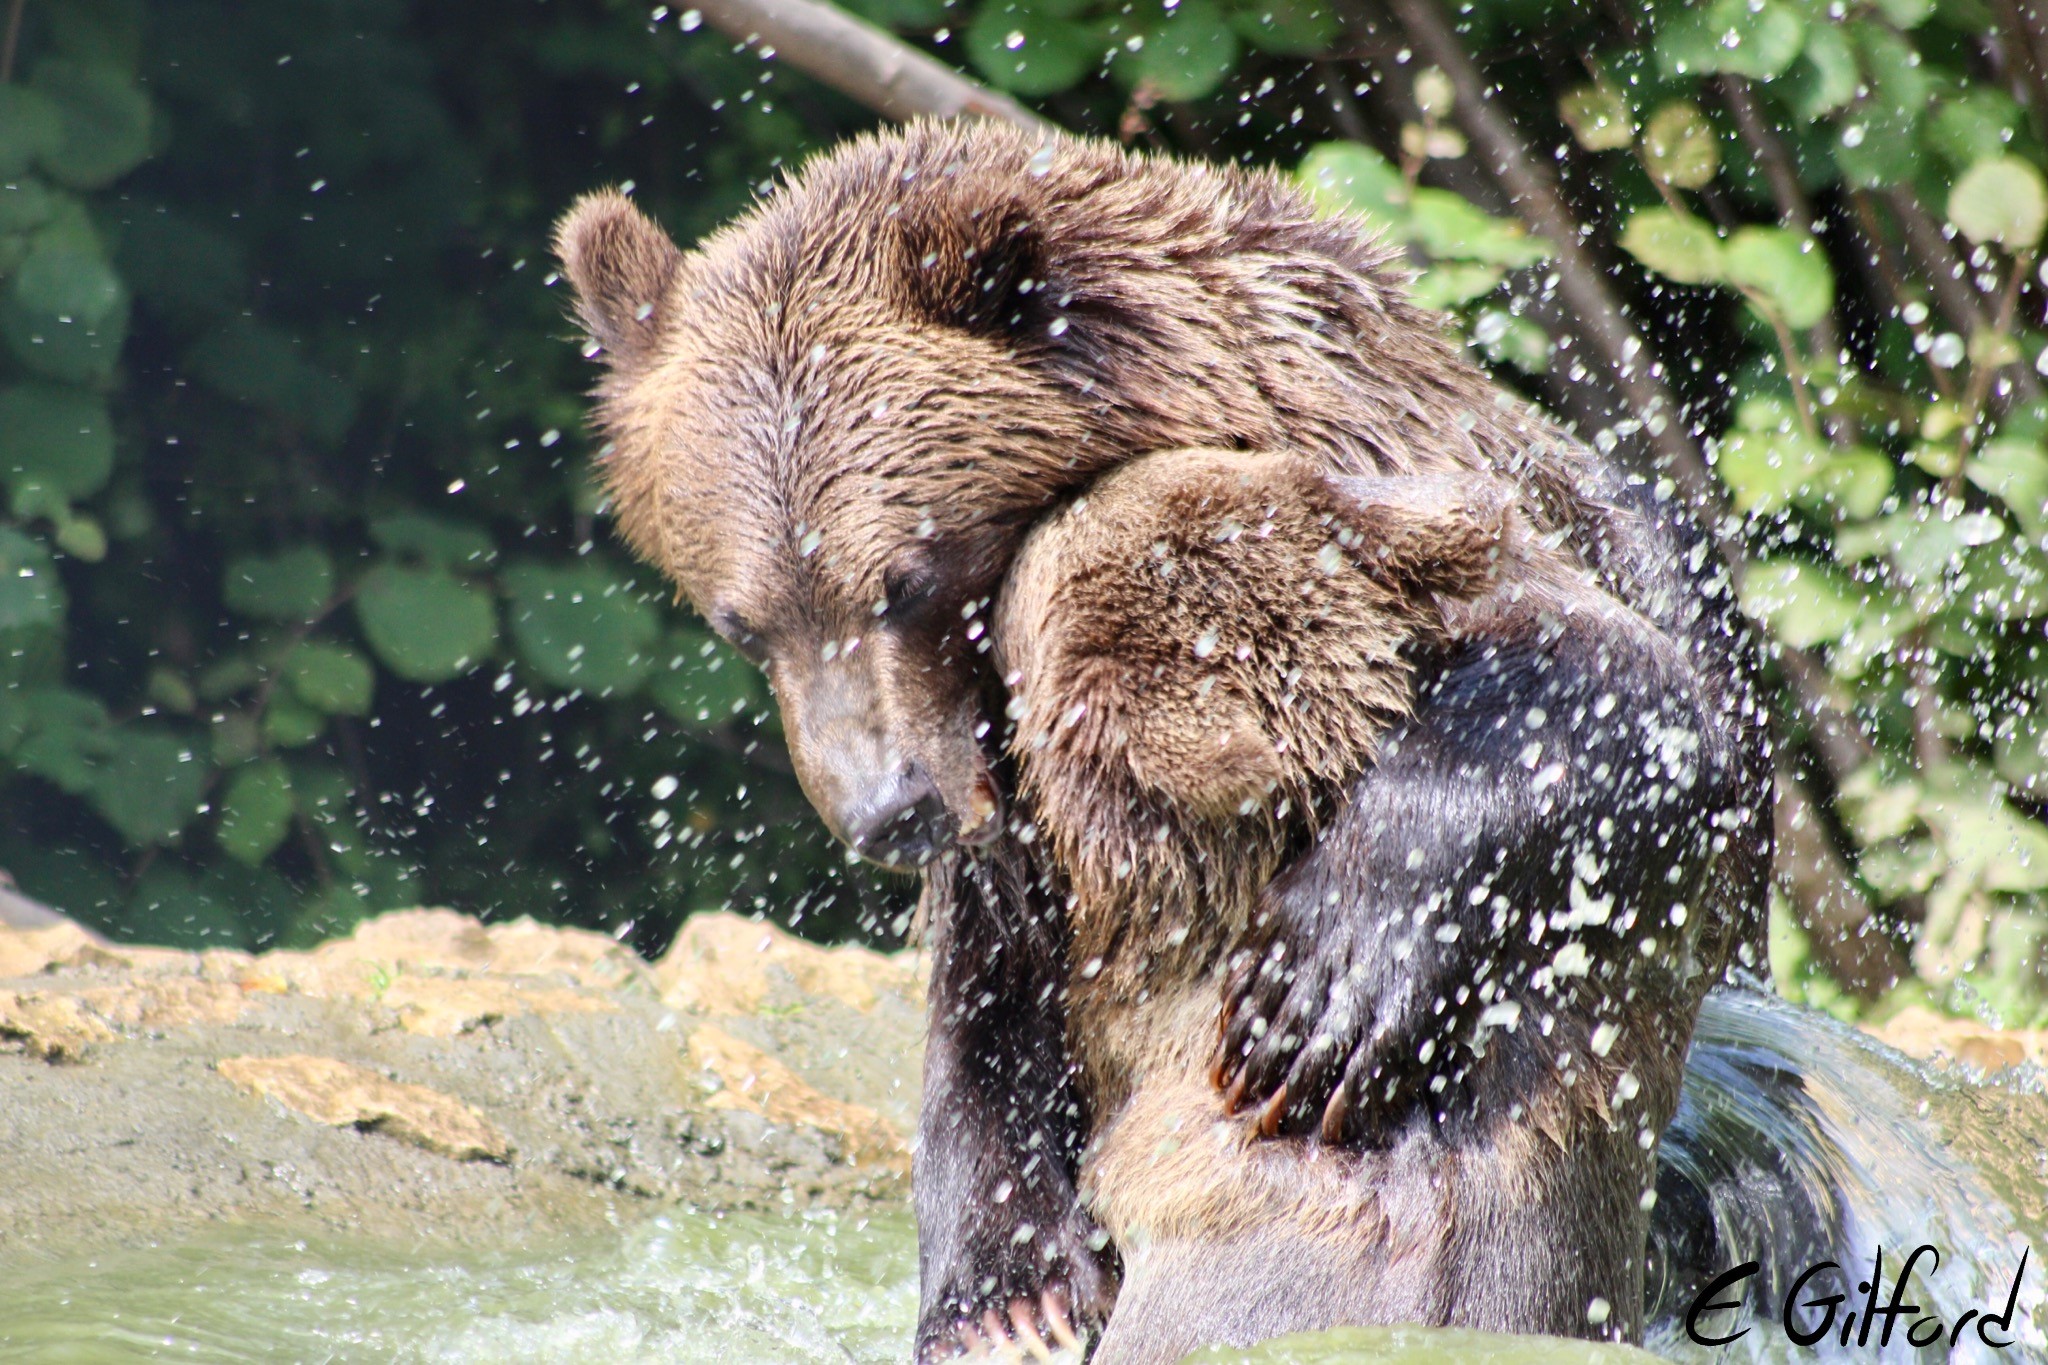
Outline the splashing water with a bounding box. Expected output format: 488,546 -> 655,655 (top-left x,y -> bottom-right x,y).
1,994 -> 2042,1364
0,1208 -> 920,1364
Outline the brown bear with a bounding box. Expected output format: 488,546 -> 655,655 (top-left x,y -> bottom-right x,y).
994,449 -> 1740,1359
552,119 -> 1769,1361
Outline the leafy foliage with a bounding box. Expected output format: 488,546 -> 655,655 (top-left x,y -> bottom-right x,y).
2,0 -> 2047,1028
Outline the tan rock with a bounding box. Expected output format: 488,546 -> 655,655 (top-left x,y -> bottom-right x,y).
0,924 -> 98,978
656,912 -> 923,1017
75,979 -> 248,1031
1868,1005 -> 2048,1073
216,1054 -> 511,1162
327,909 -> 644,987
688,1024 -> 908,1173
378,975 -> 617,1038
466,916 -> 647,990
0,990 -> 116,1060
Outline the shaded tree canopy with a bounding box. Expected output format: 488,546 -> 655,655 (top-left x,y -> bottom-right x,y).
3,0 -> 2047,1026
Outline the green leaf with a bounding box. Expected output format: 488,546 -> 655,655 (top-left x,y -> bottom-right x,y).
1854,23 -> 1932,117
965,4 -> 1101,97
354,563 -> 499,684
262,695 -> 325,748
1230,0 -> 1339,56
30,59 -> 152,190
503,559 -> 661,695
1723,227 -> 1834,330
1996,709 -> 2048,798
1739,557 -> 1867,647
216,759 -> 294,866
88,726 -> 206,847
1404,189 -> 1547,267
1471,310 -> 1552,374
11,688 -> 107,793
1872,0 -> 1933,26
1642,102 -> 1720,190
1811,447 -> 1894,520
0,177 -> 56,236
286,642 -> 374,716
1919,777 -> 2048,893
1967,438 -> 2048,538
367,511 -> 496,570
1948,156 -> 2048,251
1619,208 -> 1723,285
53,512 -> 105,562
0,527 -> 64,630
1557,83 -> 1634,152
222,546 -> 335,622
1713,427 -> 1828,513
1296,141 -> 1407,224
1961,537 -> 2048,622
0,238 -> 129,383
1844,506 -> 2001,593
0,87 -> 64,179
648,629 -> 761,729
1928,90 -> 2026,172
1782,24 -> 1858,120
1839,764 -> 1923,843
1655,0 -> 1805,80
0,381 -> 114,501
5,238 -> 122,326
1835,112 -> 1920,190
1409,261 -> 1504,310
1119,0 -> 1239,102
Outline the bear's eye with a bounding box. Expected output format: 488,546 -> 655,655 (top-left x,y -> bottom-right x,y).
710,611 -> 769,665
880,565 -> 941,622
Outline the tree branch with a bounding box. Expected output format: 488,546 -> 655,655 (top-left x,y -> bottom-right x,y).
1,0 -> 26,85
1719,76 -> 1843,369
1987,0 -> 2048,150
689,0 -> 1052,132
1880,187 -> 2042,404
1774,766 -> 1906,1000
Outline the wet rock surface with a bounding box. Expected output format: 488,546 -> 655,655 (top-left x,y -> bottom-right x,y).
7,903 -> 2042,1286
0,908 -> 923,1268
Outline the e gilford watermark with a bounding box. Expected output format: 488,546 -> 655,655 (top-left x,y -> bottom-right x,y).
1686,1245 -> 2034,1351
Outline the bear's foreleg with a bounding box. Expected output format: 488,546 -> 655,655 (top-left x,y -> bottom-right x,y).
1210,609 -> 1737,1340
914,851 -> 1117,1361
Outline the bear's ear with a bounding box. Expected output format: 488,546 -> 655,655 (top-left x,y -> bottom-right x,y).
554,190 -> 685,367
898,195 -> 1055,338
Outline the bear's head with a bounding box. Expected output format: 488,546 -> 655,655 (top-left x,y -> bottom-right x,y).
554,120 -> 1553,868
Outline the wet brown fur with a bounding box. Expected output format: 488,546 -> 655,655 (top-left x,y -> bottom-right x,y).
554,121 -> 1766,1362
995,451 -> 1510,999
993,453 -> 1669,1360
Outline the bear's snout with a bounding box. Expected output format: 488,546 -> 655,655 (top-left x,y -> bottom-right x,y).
837,761 -> 951,867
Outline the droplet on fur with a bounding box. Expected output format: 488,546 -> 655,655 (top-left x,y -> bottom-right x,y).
1587,1298 -> 1611,1326
1193,627 -> 1220,658
1048,316 -> 1070,337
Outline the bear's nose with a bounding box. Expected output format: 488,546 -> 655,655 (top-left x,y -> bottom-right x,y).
840,764 -> 950,868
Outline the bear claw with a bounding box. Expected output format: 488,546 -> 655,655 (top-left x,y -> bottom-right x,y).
938,1290 -> 1084,1362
